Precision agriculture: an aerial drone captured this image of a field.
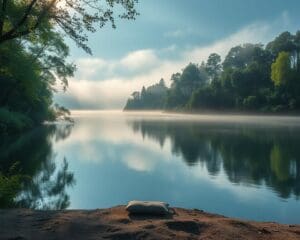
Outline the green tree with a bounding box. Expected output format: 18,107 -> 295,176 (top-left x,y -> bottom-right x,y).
124,79 -> 168,110
159,78 -> 166,87
266,31 -> 296,57
205,53 -> 222,81
0,34 -> 74,132
165,63 -> 208,109
267,31 -> 300,72
180,63 -> 207,95
271,52 -> 292,87
223,43 -> 269,69
141,86 -> 146,99
221,43 -> 273,109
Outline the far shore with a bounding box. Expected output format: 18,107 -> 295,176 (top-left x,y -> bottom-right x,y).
69,109 -> 300,117
1,206 -> 300,240
166,109 -> 300,117
122,108 -> 300,117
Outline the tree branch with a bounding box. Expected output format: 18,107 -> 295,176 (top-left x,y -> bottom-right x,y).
0,0 -> 58,44
2,0 -> 38,39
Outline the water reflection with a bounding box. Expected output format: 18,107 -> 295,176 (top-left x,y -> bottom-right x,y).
1,111 -> 300,223
0,125 -> 75,209
129,120 -> 300,199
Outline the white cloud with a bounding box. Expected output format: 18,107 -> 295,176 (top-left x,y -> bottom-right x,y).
123,152 -> 155,172
55,60 -> 183,109
73,49 -> 159,81
120,49 -> 158,71
75,58 -> 113,80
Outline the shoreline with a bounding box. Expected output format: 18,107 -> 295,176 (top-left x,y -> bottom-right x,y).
1,206 -> 300,240
122,109 -> 300,117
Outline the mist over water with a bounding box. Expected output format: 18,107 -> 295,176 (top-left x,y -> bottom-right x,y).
65,111 -> 300,222
2,110 -> 300,223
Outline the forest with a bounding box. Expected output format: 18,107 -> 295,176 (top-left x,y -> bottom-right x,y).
124,31 -> 300,113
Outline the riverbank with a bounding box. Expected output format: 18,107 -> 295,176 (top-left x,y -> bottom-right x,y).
1,206 -> 299,240
163,108 -> 300,116
122,109 -> 300,118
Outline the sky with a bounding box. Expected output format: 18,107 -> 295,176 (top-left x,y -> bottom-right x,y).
54,0 -> 300,109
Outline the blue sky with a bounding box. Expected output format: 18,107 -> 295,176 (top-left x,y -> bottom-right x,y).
55,0 -> 300,109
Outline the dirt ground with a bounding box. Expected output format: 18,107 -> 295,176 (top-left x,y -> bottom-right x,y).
0,206 -> 300,240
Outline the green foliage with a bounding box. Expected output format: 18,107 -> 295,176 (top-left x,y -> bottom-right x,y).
124,79 -> 168,110
205,53 -> 222,81
271,52 -> 292,86
188,86 -> 233,110
165,63 -> 208,109
266,31 -> 296,56
124,30 -> 300,113
0,38 -> 69,132
0,162 -> 24,208
0,6 -> 74,132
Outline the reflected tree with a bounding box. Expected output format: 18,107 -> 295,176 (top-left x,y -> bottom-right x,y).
128,120 -> 300,199
0,124 -> 75,209
17,157 -> 75,210
0,162 -> 25,208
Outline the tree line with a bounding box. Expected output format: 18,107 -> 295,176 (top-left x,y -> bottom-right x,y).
124,31 -> 300,113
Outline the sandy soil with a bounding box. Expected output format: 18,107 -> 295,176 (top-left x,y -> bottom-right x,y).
0,206 -> 300,240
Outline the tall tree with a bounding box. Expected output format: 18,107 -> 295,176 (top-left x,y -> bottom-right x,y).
266,31 -> 296,57
205,53 -> 222,81
179,63 -> 208,96
141,86 -> 146,99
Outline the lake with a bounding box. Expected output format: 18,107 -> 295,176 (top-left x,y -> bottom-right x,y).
1,111 -> 300,224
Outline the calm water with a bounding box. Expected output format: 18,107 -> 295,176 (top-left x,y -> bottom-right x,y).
1,111 -> 300,223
